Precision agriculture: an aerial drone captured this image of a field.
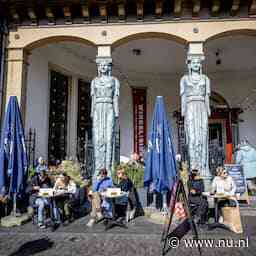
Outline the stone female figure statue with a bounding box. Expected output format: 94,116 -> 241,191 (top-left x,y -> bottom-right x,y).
180,56 -> 211,180
91,57 -> 120,178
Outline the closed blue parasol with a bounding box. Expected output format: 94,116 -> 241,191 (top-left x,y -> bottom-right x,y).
144,96 -> 177,194
0,96 -> 28,213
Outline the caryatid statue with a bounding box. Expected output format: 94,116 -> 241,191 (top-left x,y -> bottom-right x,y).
180,55 -> 211,181
91,57 -> 120,177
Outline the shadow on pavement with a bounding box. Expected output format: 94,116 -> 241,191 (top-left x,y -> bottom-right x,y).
8,237 -> 54,256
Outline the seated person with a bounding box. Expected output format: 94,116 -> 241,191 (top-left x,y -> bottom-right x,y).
128,152 -> 145,167
54,173 -> 77,224
86,168 -> 113,227
36,157 -> 48,174
188,169 -> 208,225
27,170 -> 59,228
211,166 -> 237,223
116,168 -> 136,221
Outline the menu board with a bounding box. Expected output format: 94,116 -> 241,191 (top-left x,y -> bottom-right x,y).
224,164 -> 249,203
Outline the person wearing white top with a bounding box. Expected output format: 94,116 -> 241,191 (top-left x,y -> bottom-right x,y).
211,175 -> 236,196
54,173 -> 78,224
211,167 -> 237,223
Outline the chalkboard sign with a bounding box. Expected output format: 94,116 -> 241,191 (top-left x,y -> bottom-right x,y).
224,164 -> 249,203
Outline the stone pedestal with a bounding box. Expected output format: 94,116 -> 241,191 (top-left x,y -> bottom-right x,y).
0,214 -> 30,227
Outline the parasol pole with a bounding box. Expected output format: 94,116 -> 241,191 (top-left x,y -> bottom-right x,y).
13,192 -> 16,216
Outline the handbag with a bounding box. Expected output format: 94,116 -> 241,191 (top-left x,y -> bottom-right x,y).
222,199 -> 243,234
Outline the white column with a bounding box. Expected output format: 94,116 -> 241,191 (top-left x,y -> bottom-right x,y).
187,42 -> 204,56
97,45 -> 111,58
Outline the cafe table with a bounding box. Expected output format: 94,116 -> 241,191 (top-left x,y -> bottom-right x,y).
37,189 -> 70,229
202,192 -> 237,223
100,190 -> 129,230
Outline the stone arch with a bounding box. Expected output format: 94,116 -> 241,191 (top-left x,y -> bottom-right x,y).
205,29 -> 256,43
24,35 -> 96,51
112,32 -> 187,49
210,91 -> 230,108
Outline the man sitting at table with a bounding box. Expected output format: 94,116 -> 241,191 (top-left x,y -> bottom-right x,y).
27,170 -> 59,228
211,167 -> 237,223
188,169 -> 208,226
86,168 -> 113,227
54,173 -> 77,224
116,168 -> 137,222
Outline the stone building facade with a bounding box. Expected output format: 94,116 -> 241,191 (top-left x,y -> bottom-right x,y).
1,1 -> 256,167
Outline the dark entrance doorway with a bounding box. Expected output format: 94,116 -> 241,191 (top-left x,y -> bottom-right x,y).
209,123 -> 223,147
208,122 -> 225,174
77,79 -> 92,164
48,70 -> 69,164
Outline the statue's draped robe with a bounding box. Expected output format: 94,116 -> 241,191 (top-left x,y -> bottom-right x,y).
236,144 -> 256,179
181,75 -> 210,176
91,76 -> 119,177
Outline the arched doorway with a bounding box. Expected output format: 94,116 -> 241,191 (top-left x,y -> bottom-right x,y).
24,38 -> 97,165
205,32 -> 256,164
112,32 -> 187,157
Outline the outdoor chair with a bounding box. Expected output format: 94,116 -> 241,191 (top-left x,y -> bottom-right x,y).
189,202 -> 198,216
188,196 -> 209,225
115,202 -> 128,222
127,187 -> 144,221
66,189 -> 82,220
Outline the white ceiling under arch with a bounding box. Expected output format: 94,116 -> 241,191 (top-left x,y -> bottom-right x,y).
32,34 -> 256,81
205,35 -> 256,74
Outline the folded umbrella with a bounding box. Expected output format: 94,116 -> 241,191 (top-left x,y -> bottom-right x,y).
0,96 -> 28,214
144,96 -> 177,194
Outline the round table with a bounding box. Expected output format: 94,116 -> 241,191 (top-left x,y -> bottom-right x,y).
100,191 -> 129,230
37,190 -> 71,230
202,192 -> 237,223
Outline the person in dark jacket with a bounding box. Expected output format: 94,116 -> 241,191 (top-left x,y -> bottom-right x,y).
188,169 -> 208,225
27,171 -> 52,205
27,170 -> 59,228
116,168 -> 137,222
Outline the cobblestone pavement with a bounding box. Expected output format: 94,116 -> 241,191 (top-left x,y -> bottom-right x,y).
0,214 -> 255,256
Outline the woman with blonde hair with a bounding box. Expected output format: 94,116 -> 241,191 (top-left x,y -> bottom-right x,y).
212,167 -> 236,196
211,166 -> 237,223
215,166 -> 224,177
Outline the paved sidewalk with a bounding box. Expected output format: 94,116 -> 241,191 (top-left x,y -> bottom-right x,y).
0,213 -> 255,256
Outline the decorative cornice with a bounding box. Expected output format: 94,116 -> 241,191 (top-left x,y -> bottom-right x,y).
2,0 -> 254,26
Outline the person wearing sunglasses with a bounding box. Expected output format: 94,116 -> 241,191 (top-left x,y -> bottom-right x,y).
188,169 -> 209,226
211,167 -> 237,223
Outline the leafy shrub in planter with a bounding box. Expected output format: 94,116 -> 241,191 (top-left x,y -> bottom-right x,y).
28,166 -> 36,180
49,160 -> 86,187
113,163 -> 144,188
